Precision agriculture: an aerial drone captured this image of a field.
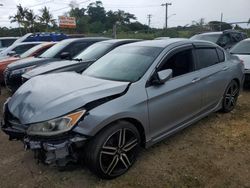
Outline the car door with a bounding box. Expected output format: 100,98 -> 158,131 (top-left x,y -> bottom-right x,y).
146,45 -> 202,141
193,44 -> 229,112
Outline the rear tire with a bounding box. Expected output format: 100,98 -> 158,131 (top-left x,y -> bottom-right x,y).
221,80 -> 239,113
85,121 -> 141,179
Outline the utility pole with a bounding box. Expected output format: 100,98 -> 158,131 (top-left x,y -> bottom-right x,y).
161,2 -> 172,29
147,14 -> 152,32
220,13 -> 223,31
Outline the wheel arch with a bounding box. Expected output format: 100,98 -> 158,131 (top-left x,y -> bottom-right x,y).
232,78 -> 240,87
94,117 -> 146,148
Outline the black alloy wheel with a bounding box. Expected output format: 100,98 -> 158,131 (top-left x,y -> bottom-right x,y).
85,121 -> 141,179
222,80 -> 239,113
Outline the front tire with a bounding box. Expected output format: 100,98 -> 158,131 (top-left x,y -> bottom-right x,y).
221,80 -> 239,113
85,121 -> 141,179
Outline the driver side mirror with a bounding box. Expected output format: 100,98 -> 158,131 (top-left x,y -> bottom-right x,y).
60,52 -> 71,60
7,51 -> 17,57
152,69 -> 173,85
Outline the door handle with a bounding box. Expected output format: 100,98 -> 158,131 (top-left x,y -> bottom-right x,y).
191,77 -> 200,83
222,66 -> 229,71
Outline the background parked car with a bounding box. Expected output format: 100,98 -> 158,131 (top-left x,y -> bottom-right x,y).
4,37 -> 109,92
12,33 -> 68,45
0,37 -> 19,52
230,38 -> 250,84
190,30 -> 247,49
0,42 -> 42,59
22,39 -> 141,82
0,42 -> 56,84
1,39 -> 244,179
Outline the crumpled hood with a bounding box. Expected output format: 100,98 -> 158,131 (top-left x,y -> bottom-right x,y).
235,54 -> 250,69
8,72 -> 129,124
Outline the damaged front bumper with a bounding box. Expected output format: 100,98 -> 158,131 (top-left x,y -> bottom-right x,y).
24,135 -> 88,166
1,104 -> 89,167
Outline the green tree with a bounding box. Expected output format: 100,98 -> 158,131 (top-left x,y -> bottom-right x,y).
87,1 -> 106,23
69,7 -> 89,33
39,6 -> 55,31
25,9 -> 37,32
9,4 -> 28,34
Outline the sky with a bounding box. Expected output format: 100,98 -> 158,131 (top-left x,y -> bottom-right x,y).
0,0 -> 249,29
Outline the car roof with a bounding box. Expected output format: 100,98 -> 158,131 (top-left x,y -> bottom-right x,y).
100,39 -> 142,45
123,38 -> 190,48
15,41 -> 43,46
122,38 -> 218,49
196,32 -> 223,36
241,38 -> 250,42
63,37 -> 110,43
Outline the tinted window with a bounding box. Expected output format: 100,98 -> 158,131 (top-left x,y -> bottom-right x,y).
84,46 -> 163,82
75,42 -> 112,61
159,49 -> 194,77
217,48 -> 225,62
13,44 -> 38,55
230,40 -> 250,55
0,39 -> 16,48
39,40 -> 71,58
196,48 -> 219,69
64,42 -> 90,57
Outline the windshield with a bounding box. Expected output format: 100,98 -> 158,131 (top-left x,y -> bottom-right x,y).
39,40 -> 69,58
74,42 -> 112,61
20,43 -> 44,58
191,34 -> 221,43
84,46 -> 163,82
230,40 -> 250,55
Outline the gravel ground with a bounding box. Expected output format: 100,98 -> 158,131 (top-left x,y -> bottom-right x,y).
0,87 -> 249,188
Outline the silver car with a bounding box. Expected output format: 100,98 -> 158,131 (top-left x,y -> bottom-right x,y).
1,39 -> 244,179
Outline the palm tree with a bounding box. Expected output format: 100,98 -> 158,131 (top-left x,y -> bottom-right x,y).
9,14 -> 22,35
9,4 -> 28,34
39,6 -> 55,31
25,9 -> 37,32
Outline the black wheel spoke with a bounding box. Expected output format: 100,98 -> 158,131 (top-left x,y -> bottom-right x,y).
101,146 -> 117,156
232,88 -> 239,96
106,155 -> 119,175
118,129 -> 126,148
123,138 -> 138,152
120,153 -> 131,169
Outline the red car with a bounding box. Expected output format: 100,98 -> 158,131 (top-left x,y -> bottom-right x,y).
0,42 -> 56,83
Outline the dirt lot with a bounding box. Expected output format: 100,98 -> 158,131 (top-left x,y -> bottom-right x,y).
0,88 -> 250,188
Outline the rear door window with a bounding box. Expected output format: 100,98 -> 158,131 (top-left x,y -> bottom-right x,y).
195,48 -> 219,69
159,48 -> 195,78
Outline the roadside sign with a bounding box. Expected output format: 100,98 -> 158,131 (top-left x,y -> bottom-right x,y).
58,16 -> 76,28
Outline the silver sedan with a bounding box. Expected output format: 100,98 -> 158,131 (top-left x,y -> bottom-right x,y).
1,39 -> 244,179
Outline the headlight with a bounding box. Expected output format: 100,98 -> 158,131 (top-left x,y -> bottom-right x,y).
27,110 -> 86,136
11,65 -> 36,75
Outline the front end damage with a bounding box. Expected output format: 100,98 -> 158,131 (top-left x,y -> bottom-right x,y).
1,104 -> 88,167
